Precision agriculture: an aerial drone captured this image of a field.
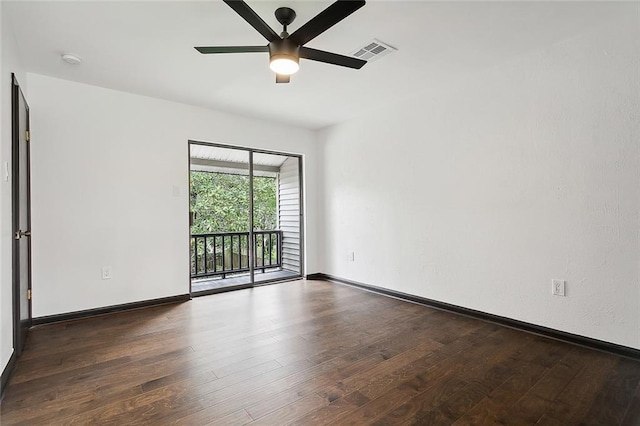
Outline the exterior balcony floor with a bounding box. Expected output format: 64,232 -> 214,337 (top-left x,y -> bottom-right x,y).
191,269 -> 299,294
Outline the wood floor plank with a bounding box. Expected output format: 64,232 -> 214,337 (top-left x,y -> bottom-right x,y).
335,343 -> 487,425
316,339 -> 445,403
582,356 -> 640,425
373,327 -> 530,425
451,361 -> 549,425
539,348 -> 617,424
1,279 -> 638,425
204,408 -> 253,426
621,380 -> 640,426
194,350 -> 390,422
248,393 -> 328,425
494,347 -> 588,424
290,391 -> 371,426
171,357 -> 326,424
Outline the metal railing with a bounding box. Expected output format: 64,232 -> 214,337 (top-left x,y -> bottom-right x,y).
190,230 -> 282,279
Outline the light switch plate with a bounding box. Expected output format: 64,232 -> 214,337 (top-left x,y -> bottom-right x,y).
552,279 -> 565,296
102,266 -> 112,280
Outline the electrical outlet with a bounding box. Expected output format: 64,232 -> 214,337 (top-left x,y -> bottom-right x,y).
102,266 -> 112,280
552,279 -> 565,296
348,251 -> 355,261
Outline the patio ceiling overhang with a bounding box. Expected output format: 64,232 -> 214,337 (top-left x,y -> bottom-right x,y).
190,143 -> 289,177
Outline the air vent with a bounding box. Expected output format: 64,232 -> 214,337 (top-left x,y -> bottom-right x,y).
351,39 -> 397,63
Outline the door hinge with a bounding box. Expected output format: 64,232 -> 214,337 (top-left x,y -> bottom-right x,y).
27,289 -> 31,300
25,131 -> 30,142
15,230 -> 31,239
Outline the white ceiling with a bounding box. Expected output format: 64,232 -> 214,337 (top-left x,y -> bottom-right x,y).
4,1 -> 628,130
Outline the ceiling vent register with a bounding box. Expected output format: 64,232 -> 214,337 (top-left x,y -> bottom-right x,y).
351,39 -> 397,62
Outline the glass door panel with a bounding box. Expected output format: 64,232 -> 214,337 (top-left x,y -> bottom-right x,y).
189,143 -> 251,293
252,152 -> 302,283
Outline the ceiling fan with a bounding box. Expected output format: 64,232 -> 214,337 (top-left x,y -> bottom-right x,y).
195,0 -> 367,83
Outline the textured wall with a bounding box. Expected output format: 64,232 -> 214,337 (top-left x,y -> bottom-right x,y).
27,74 -> 319,318
319,12 -> 640,348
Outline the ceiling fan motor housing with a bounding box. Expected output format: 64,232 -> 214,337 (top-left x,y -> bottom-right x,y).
269,38 -> 300,65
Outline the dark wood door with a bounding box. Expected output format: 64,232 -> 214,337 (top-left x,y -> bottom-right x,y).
12,74 -> 32,355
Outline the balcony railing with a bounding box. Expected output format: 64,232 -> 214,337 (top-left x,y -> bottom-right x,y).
190,230 -> 282,279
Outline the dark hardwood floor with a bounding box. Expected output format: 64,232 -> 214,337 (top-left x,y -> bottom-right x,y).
1,279 -> 639,425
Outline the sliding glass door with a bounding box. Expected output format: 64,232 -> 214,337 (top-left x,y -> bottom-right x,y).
189,141 -> 303,295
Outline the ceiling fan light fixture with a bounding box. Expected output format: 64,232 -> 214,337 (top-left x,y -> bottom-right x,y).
269,56 -> 299,75
268,38 -> 300,75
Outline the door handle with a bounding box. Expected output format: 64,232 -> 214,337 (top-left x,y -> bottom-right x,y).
14,230 -> 31,240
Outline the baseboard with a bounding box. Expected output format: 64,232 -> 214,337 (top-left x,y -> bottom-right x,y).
317,273 -> 640,361
305,273 -> 324,280
32,294 -> 191,326
1,351 -> 17,399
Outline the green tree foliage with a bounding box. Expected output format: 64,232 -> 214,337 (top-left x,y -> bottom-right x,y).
190,171 -> 277,234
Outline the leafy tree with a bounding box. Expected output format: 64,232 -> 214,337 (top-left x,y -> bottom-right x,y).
190,171 -> 277,234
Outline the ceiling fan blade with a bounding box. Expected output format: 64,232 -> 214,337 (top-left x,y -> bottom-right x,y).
300,47 -> 366,69
289,0 -> 366,46
276,74 -> 290,84
223,0 -> 280,42
195,46 -> 268,54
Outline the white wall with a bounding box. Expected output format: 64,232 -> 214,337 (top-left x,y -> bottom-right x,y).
1,5 -> 27,375
27,73 -> 319,318
318,12 -> 640,349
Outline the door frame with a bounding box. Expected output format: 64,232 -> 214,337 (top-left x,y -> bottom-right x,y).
187,140 -> 305,296
11,73 -> 33,356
